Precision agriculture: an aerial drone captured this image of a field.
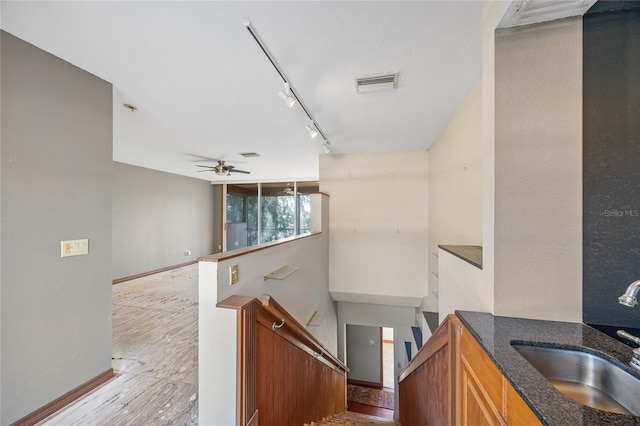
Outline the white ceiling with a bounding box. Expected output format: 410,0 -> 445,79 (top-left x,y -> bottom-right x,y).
0,1 -> 484,183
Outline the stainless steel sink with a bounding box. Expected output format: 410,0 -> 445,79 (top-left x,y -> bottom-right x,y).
512,344 -> 640,415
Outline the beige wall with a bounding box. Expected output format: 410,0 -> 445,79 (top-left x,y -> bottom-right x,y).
482,1 -> 511,316
320,151 -> 428,305
438,249 -> 486,323
432,2 -> 508,321
433,4 -> 582,324
428,81 -> 483,302
493,18 -> 583,322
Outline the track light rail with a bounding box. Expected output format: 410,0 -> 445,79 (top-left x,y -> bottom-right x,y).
244,20 -> 330,146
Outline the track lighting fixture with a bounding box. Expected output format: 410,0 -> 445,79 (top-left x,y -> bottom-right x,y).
306,122 -> 320,139
322,142 -> 332,155
244,20 -> 333,154
278,82 -> 297,109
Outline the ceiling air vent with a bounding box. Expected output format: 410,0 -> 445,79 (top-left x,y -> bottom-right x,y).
239,152 -> 260,158
355,72 -> 399,93
498,0 -> 596,29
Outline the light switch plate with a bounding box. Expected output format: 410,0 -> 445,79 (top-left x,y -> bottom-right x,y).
230,264 -> 239,285
61,239 -> 89,257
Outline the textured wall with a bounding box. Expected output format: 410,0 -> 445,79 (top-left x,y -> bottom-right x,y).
428,81 -> 483,305
113,162 -> 217,279
320,151 -> 428,303
481,1 -> 511,322
583,7 -> 640,328
438,250 -> 486,324
1,31 -> 112,425
494,18 -> 583,322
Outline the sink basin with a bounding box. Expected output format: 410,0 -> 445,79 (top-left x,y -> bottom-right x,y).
512,344 -> 640,415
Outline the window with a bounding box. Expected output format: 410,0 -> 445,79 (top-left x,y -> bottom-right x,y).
226,184 -> 258,250
296,181 -> 319,235
226,194 -> 245,224
224,181 -> 318,250
260,182 -> 295,243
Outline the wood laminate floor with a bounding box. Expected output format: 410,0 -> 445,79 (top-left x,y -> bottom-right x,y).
40,264 -> 199,426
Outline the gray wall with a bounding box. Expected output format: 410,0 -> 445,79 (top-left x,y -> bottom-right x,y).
1,31 -> 113,425
113,162 -> 218,280
583,6 -> 640,328
346,324 -> 381,385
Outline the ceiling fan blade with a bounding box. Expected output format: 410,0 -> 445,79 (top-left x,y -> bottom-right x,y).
230,169 -> 250,174
196,165 -> 217,168
196,169 -> 214,173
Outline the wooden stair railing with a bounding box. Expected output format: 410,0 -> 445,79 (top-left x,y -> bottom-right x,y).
397,314 -> 459,426
218,294 -> 349,426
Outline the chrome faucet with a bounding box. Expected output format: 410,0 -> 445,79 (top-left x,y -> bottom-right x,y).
616,330 -> 640,372
617,280 -> 640,372
619,280 -> 640,307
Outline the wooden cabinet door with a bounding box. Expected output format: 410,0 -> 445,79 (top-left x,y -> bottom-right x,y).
505,381 -> 542,426
460,358 -> 506,426
457,321 -> 541,426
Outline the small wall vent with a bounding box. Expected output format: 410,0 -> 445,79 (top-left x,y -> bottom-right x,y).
354,72 -> 399,93
239,152 -> 260,158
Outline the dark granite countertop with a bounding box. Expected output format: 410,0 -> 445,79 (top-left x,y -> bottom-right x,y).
456,311 -> 640,425
438,245 -> 482,269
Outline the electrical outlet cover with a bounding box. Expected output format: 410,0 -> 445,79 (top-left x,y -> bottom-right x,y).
61,239 -> 89,257
230,265 -> 239,285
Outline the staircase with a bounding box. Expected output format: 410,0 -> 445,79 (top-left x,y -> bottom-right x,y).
305,411 -> 400,425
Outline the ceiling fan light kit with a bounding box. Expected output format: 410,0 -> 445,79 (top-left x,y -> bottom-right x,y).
196,161 -> 251,177
244,19 -> 332,155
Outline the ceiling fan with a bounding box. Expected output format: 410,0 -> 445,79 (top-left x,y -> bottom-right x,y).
196,160 -> 250,176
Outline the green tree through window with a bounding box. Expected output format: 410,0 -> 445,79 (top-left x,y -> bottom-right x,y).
226,181 -> 318,250
226,194 -> 245,223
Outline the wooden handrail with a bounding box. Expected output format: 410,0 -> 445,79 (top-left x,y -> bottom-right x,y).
260,295 -> 348,375
399,314 -> 454,383
398,314 -> 460,426
217,295 -> 261,425
199,232 -> 320,263
217,294 -> 347,425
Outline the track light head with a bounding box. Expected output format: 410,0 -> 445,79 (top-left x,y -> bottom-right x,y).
306,123 -> 320,139
322,142 -> 332,155
278,91 -> 296,109
278,82 -> 297,109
